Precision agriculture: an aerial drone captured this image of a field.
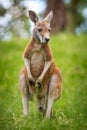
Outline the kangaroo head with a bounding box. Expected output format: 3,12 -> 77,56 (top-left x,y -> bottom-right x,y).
29,10 -> 53,44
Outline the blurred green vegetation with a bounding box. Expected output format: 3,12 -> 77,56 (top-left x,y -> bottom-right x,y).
0,34 -> 87,130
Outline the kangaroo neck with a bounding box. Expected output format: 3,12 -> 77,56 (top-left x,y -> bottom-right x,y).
31,37 -> 43,50
31,37 -> 45,48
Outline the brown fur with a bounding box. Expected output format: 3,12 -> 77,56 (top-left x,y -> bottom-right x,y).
19,10 -> 62,118
20,37 -> 62,94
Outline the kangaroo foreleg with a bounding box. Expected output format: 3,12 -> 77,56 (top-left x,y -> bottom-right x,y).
36,60 -> 53,86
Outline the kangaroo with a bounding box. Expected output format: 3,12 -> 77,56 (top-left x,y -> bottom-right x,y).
19,10 -> 62,118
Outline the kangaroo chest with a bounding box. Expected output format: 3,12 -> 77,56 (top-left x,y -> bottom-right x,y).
30,50 -> 45,80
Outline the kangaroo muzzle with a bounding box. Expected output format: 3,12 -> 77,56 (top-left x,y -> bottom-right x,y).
45,37 -> 50,43
42,36 -> 50,44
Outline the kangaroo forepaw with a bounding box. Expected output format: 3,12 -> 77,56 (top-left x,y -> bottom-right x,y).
29,80 -> 35,86
37,82 -> 42,88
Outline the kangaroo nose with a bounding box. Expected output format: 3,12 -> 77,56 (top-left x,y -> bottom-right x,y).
45,38 -> 50,42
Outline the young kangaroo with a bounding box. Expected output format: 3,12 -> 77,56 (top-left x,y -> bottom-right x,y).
19,10 -> 62,118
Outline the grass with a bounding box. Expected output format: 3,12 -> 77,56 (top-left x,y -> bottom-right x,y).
0,34 -> 87,130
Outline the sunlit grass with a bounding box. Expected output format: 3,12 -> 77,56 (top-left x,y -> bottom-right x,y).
0,34 -> 87,130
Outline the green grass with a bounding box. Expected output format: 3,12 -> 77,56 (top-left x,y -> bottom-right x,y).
0,34 -> 87,130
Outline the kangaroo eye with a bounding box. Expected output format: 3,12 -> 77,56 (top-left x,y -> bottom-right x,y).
48,29 -> 51,32
38,29 -> 42,32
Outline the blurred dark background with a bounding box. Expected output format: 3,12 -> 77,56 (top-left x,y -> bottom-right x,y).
0,0 -> 87,40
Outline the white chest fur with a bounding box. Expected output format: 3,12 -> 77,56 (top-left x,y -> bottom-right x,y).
30,49 -> 45,79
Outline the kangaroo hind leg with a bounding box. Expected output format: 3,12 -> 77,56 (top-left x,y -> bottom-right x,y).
19,72 -> 29,116
45,73 -> 62,118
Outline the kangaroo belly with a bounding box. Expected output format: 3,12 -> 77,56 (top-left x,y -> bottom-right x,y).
30,51 -> 45,79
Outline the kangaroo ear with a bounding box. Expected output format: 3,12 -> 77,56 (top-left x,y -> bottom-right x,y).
29,10 -> 39,24
43,11 -> 53,24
